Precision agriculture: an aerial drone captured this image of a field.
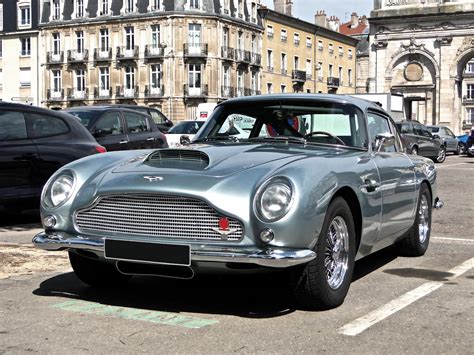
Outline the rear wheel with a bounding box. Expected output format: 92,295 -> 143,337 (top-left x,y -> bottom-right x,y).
410,146 -> 418,155
69,251 -> 131,287
396,184 -> 432,257
291,197 -> 355,310
434,145 -> 446,163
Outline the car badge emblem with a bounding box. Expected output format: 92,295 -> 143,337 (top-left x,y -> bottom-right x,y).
143,176 -> 164,182
212,217 -> 237,241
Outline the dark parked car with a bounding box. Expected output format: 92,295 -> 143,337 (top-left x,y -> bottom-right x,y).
0,102 -> 106,211
102,104 -> 173,133
467,127 -> 474,156
65,106 -> 168,152
426,125 -> 460,155
396,120 -> 446,163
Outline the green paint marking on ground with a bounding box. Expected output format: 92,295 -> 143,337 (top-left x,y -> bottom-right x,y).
50,300 -> 218,329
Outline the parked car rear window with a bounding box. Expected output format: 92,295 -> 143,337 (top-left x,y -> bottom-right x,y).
0,111 -> 27,140
95,112 -> 123,135
29,113 -> 69,138
124,112 -> 150,133
67,110 -> 100,128
168,121 -> 204,134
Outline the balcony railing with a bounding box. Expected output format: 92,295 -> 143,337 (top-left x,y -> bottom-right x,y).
236,87 -> 245,97
183,84 -> 208,97
281,69 -> 288,75
67,49 -> 89,63
144,84 -> 164,97
221,46 -> 235,60
221,86 -> 235,98
94,87 -> 112,99
46,51 -> 64,64
250,53 -> 261,66
462,95 -> 474,103
116,46 -> 139,60
327,77 -> 340,88
144,45 -> 165,59
292,70 -> 307,82
47,89 -> 64,101
267,66 -> 274,72
94,48 -> 112,61
235,49 -> 251,63
67,87 -> 89,100
115,85 -> 139,98
183,43 -> 208,57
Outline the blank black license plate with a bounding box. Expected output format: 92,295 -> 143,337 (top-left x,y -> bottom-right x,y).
104,239 -> 191,266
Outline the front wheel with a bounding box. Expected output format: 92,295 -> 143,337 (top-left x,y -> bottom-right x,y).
291,197 -> 355,310
434,145 -> 446,163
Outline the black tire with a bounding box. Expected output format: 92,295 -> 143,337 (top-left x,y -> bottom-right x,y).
291,197 -> 355,310
459,143 -> 466,155
454,144 -> 460,155
410,146 -> 418,155
434,145 -> 446,163
69,251 -> 131,287
396,184 -> 432,257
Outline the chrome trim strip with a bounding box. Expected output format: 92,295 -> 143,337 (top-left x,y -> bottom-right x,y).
33,232 -> 316,268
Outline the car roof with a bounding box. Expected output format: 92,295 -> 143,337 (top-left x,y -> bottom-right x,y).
0,102 -> 83,121
64,106 -> 150,116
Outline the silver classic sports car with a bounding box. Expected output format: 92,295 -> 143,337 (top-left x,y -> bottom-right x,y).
33,94 -> 443,310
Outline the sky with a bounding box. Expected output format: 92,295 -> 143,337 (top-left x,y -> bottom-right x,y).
260,0 -> 373,24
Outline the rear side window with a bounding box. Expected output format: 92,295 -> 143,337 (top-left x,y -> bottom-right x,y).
95,112 -> 124,135
149,109 -> 167,124
0,110 -> 27,140
413,124 -> 423,136
124,112 -> 150,133
28,113 -> 69,138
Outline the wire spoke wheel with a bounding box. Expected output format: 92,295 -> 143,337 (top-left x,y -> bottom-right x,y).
324,216 -> 349,290
418,195 -> 430,243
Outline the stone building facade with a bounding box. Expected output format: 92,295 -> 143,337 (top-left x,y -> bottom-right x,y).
369,0 -> 474,133
39,0 -> 263,121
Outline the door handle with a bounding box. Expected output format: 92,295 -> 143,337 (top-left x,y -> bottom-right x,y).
146,137 -> 155,141
362,179 -> 380,193
119,140 -> 129,144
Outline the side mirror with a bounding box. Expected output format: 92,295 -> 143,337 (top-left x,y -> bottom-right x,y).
180,135 -> 191,145
374,133 -> 395,153
165,120 -> 173,127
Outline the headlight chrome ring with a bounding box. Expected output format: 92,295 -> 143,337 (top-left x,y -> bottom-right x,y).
42,170 -> 76,208
255,177 -> 294,222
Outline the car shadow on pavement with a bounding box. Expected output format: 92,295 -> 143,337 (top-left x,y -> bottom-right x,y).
0,209 -> 41,230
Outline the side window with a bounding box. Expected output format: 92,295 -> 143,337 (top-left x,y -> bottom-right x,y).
420,125 -> 432,138
446,128 -> 455,137
0,111 -> 27,140
149,110 -> 166,124
124,112 -> 150,133
366,112 -> 396,152
413,124 -> 423,136
95,112 -> 123,135
29,113 -> 69,138
399,123 -> 410,134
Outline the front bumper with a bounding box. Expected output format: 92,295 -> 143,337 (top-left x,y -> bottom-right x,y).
32,231 -> 316,268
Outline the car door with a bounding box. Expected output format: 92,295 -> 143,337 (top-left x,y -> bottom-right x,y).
123,111 -> 157,149
420,124 -> 439,156
412,123 -> 432,156
367,111 -> 417,241
442,127 -> 457,151
92,111 -> 129,151
0,109 -> 40,202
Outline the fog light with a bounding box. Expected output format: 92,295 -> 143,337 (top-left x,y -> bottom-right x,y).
260,228 -> 274,243
43,215 -> 57,229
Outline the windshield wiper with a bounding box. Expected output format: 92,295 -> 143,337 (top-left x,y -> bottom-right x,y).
249,136 -> 307,145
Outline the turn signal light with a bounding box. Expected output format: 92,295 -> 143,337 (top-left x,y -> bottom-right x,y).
95,145 -> 107,153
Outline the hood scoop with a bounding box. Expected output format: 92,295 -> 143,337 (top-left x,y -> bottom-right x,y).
146,149 -> 210,169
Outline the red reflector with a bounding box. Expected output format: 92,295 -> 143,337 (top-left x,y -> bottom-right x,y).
95,145 -> 107,153
218,217 -> 230,231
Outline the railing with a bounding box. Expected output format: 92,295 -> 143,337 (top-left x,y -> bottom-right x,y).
292,70 -> 307,82
281,36 -> 287,42
221,46 -> 235,60
327,77 -> 340,87
93,48 -> 112,61
250,53 -> 261,66
93,87 -> 112,99
46,51 -> 64,64
281,69 -> 288,75
221,86 -> 235,98
267,32 -> 274,39
116,46 -> 139,59
115,85 -> 139,98
235,49 -> 251,63
294,39 -> 300,46
267,66 -> 274,72
183,84 -> 208,97
144,45 -> 165,59
144,84 -> 164,97
47,89 -> 64,101
67,87 -> 89,100
462,95 -> 474,103
67,49 -> 89,63
236,87 -> 245,97
183,43 -> 208,57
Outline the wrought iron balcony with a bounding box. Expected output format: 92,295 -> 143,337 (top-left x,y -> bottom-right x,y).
93,87 -> 112,99
46,51 -> 64,64
183,43 -> 208,57
327,77 -> 340,88
144,45 -> 165,60
221,86 -> 235,98
221,46 -> 235,60
183,84 -> 208,97
115,85 -> 139,98
235,49 -> 251,64
67,87 -> 89,100
250,53 -> 261,66
67,49 -> 89,63
144,84 -> 165,97
47,89 -> 64,101
116,46 -> 139,60
292,70 -> 307,83
94,48 -> 112,61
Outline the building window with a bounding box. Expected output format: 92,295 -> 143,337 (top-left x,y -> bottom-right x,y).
76,0 -> 84,17
328,64 -> 333,77
52,69 -> 62,92
318,40 -> 323,51
150,64 -> 162,89
150,0 -> 160,11
99,67 -> 110,91
348,49 -> 353,60
75,69 -> 85,91
151,25 -> 160,48
20,37 -> 31,56
267,49 -> 273,71
125,27 -> 135,50
52,0 -> 61,20
348,68 -> 353,86
306,36 -> 312,48
281,84 -> 286,93
251,71 -> 257,94
466,62 -> 474,74
125,0 -> 134,13
338,66 -> 343,85
306,59 -> 312,79
294,56 -> 299,70
280,29 -> 287,42
238,0 -> 243,18
281,53 -> 287,74
267,82 -> 273,94
125,66 -> 135,89
329,43 -> 334,54
19,5 -> 31,26
251,2 -> 256,22
237,31 -> 243,51
338,46 -> 344,57
100,0 -> 109,15
251,34 -> 257,53
467,84 -> 474,99
190,0 -> 199,10
466,108 -> 474,125
317,62 -> 323,81
20,67 -> 31,87
223,66 -> 230,90
99,29 -> 109,51
267,25 -> 274,39
237,70 -> 243,96
0,39 -> 2,58
188,64 -> 202,93
76,31 -> 84,53
294,33 -> 300,46
53,33 -> 61,54
223,27 -> 229,48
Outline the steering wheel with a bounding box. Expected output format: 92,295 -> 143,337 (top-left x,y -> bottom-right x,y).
304,131 -> 346,145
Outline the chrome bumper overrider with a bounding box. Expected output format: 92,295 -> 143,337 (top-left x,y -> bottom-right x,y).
32,232 -> 316,268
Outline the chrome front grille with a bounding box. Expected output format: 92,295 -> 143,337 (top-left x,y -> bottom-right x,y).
75,194 -> 243,241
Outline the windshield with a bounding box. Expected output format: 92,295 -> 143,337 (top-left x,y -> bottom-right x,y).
194,99 -> 368,149
168,121 -> 204,134
427,126 -> 439,133
66,110 -> 99,129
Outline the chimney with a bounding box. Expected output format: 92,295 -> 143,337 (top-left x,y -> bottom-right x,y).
285,0 -> 293,16
274,0 -> 284,14
314,10 -> 327,28
350,12 -> 359,28
361,15 -> 369,26
328,16 -> 340,32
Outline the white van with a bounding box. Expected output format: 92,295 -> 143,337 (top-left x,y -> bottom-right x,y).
196,103 -> 217,121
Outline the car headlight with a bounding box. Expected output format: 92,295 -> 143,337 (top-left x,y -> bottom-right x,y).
43,171 -> 75,208
255,177 -> 294,222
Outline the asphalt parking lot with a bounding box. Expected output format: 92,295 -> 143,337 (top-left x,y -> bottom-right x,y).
0,154 -> 473,354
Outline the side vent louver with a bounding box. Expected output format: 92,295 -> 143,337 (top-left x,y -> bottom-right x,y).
148,149 -> 210,166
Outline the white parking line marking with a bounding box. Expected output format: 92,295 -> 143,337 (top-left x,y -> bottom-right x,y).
339,257 -> 474,336
433,237 -> 474,243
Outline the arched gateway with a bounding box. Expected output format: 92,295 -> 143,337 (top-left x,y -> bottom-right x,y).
368,0 -> 474,133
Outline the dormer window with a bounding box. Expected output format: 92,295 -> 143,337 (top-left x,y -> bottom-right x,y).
125,0 -> 134,13
18,1 -> 31,28
190,0 -> 199,10
100,0 -> 109,15
52,0 -> 61,20
150,0 -> 160,11
76,0 -> 84,18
